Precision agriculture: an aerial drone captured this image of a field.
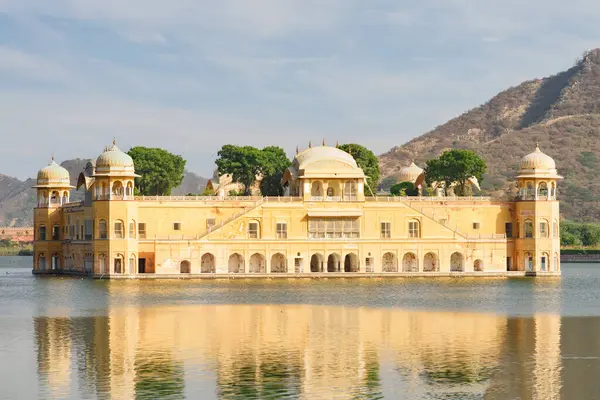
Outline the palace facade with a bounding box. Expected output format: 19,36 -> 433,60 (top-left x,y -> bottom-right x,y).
32,141 -> 561,278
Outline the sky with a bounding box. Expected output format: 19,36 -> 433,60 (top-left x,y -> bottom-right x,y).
1,0 -> 600,180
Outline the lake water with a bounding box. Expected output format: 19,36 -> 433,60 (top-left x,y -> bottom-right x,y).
1,257 -> 600,399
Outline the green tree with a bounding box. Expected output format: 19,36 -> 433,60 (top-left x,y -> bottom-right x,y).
390,182 -> 418,196
128,147 -> 186,195
338,144 -> 380,195
215,145 -> 265,195
424,149 -> 486,196
260,146 -> 292,196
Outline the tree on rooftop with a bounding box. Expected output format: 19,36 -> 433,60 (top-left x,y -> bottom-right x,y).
128,147 -> 186,196
215,145 -> 265,196
424,149 -> 486,196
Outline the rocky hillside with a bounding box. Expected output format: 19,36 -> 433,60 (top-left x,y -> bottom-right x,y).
379,49 -> 600,221
0,161 -> 207,227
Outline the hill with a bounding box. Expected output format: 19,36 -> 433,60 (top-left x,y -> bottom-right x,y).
0,161 -> 208,226
379,49 -> 600,221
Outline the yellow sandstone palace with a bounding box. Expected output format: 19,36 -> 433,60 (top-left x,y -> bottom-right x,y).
32,141 -> 561,278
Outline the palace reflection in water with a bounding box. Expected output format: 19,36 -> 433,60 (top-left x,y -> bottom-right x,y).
33,298 -> 583,399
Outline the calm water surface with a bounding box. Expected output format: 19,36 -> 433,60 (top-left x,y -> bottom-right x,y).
1,257 -> 600,399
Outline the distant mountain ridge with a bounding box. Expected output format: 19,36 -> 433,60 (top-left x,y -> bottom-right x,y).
0,160 -> 208,226
379,49 -> 600,221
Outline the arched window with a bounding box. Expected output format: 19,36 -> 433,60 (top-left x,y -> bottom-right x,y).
450,252 -> 464,272
271,253 -> 287,273
423,252 -> 438,272
540,253 -> 549,272
327,253 -> 341,272
201,253 -> 216,273
112,181 -> 123,197
114,254 -> 124,273
524,219 -> 533,238
126,181 -> 134,198
38,253 -> 46,271
310,253 -> 324,272
551,182 -> 557,199
38,225 -> 46,241
311,181 -> 323,198
50,191 -> 59,205
382,252 -> 397,272
129,254 -> 136,274
99,220 -> 107,239
525,252 -> 533,272
344,181 -> 357,201
114,220 -> 124,239
180,260 -> 191,273
539,220 -> 548,238
474,259 -> 484,272
249,253 -> 265,273
553,220 -> 558,238
344,253 -> 358,272
327,187 -> 335,197
553,253 -> 559,272
408,220 -> 420,238
98,253 -> 106,274
129,220 -> 136,239
228,253 -> 244,273
402,252 -> 418,272
538,182 -> 548,199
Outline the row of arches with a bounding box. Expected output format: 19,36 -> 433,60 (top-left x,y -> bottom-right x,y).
38,190 -> 70,207
519,181 -> 557,200
310,180 -> 358,200
94,180 -> 134,199
180,251 -> 478,273
184,252 -> 288,274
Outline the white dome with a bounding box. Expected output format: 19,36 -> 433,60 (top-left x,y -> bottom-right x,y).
36,158 -> 70,186
517,145 -> 562,180
520,145 -> 556,170
398,161 -> 424,183
294,145 -> 359,170
94,140 -> 137,176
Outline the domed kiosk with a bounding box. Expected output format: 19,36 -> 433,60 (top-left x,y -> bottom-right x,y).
517,145 -> 562,200
33,157 -> 73,207
282,143 -> 366,201
92,140 -> 139,200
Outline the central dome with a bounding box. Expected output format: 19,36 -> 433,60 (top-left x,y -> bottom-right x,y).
94,140 -> 137,176
294,145 -> 359,170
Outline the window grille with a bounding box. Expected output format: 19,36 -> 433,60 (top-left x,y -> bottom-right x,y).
276,222 -> 287,239
408,221 -> 420,238
380,222 -> 391,239
138,223 -> 146,239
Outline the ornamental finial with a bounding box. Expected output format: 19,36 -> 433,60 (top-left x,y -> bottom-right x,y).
309,141 -> 312,148
322,138 -> 326,146
336,140 -> 339,148
296,145 -> 299,154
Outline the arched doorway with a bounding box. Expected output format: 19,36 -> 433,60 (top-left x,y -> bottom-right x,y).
344,253 -> 358,272
382,252 -> 397,272
249,253 -> 265,273
402,252 -> 418,272
271,253 -> 287,273
201,253 -> 215,273
540,253 -> 549,272
474,259 -> 484,272
228,253 -> 244,273
450,252 -> 464,272
525,252 -> 533,272
327,253 -> 341,272
423,252 -> 438,272
180,260 -> 191,273
310,253 -> 324,272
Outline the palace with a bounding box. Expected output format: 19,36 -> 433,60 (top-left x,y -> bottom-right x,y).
32,141 -> 561,278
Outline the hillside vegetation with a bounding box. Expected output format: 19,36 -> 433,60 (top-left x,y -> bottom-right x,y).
379,49 -> 600,221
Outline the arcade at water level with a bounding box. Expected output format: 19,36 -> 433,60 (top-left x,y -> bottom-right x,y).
32,141 -> 561,278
